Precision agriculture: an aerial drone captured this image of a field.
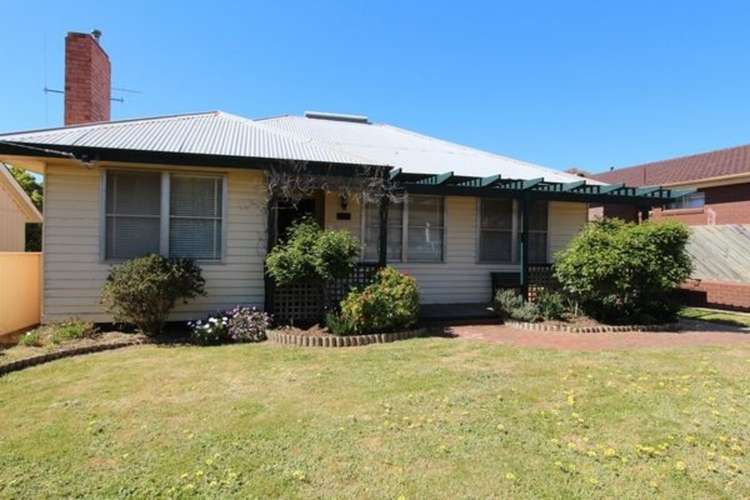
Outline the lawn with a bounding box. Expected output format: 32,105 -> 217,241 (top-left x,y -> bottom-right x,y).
0,338 -> 748,498
679,307 -> 750,328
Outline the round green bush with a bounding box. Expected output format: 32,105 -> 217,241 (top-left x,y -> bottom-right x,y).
554,218 -> 692,323
332,267 -> 419,335
101,254 -> 206,336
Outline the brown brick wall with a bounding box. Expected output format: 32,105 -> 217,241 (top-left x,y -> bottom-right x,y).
651,183 -> 750,225
64,32 -> 111,125
679,279 -> 750,312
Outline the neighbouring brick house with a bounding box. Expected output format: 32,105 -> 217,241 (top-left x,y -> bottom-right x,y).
591,146 -> 750,312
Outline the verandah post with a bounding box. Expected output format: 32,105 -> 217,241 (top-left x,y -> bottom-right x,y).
519,195 -> 529,301
264,193 -> 278,314
378,194 -> 389,266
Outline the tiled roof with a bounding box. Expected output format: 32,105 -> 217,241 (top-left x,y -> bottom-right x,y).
592,143 -> 750,186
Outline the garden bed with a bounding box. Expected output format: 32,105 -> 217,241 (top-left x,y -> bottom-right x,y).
267,326 -> 426,347
506,319 -> 680,334
0,331 -> 145,376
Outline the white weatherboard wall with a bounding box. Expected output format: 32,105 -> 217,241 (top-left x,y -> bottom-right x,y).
0,181 -> 27,251
340,195 -> 588,305
548,201 -> 588,258
43,163 -> 268,322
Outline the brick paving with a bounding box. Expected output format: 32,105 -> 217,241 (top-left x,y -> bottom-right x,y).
444,320 -> 750,351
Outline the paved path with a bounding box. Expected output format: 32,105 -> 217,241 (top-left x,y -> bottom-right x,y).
445,320 -> 750,351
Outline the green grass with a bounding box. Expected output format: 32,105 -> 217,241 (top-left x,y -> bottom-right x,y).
1,339 -> 749,498
679,307 -> 750,328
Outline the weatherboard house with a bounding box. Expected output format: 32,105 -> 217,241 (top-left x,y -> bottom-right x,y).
0,32 -> 691,323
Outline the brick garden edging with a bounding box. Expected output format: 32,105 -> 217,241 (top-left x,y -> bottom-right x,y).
506,321 -> 681,334
266,328 -> 426,347
0,339 -> 143,377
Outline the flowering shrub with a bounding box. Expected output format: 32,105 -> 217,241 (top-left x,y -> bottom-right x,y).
225,306 -> 271,342
189,306 -> 271,344
188,315 -> 230,345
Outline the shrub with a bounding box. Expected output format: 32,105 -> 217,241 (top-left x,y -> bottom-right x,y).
266,217 -> 359,286
493,289 -> 541,322
225,306 -> 271,342
533,290 -> 569,321
101,255 -> 206,336
189,315 -> 230,345
494,289 -> 524,320
324,312 -> 357,336
554,218 -> 692,323
337,267 -> 419,335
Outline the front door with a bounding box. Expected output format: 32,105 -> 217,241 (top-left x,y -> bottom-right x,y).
273,191 -> 325,245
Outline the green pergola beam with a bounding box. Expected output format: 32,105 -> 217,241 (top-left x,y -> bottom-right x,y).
561,180 -> 587,192
636,186 -> 662,197
522,177 -> 544,190
598,182 -> 625,194
416,171 -> 454,185
458,174 -> 502,188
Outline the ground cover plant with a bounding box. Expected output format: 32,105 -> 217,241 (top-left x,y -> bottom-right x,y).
0,338 -> 748,498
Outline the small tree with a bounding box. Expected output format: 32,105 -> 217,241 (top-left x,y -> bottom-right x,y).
554,218 -> 692,323
101,254 -> 206,335
265,217 -> 360,286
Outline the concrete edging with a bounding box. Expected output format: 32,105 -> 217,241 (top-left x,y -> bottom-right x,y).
266,328 -> 426,347
506,321 -> 681,334
0,340 -> 142,377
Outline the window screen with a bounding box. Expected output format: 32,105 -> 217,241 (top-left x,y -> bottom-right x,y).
105,171 -> 161,259
363,200 -> 403,262
407,195 -> 444,262
479,198 -> 513,262
169,176 -> 223,260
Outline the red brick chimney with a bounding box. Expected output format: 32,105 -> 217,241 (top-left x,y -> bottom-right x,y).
64,30 -> 111,126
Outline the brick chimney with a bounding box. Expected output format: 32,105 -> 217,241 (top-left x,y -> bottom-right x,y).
64,30 -> 111,126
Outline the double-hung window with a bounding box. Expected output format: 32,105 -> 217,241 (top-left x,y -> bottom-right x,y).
478,199 -> 549,264
478,198 -> 514,263
527,201 -> 549,264
362,195 -> 444,263
104,171 -> 225,261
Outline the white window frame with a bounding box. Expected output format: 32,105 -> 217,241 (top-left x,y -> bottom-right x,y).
100,169 -> 228,264
361,194 -> 445,263
667,191 -> 705,210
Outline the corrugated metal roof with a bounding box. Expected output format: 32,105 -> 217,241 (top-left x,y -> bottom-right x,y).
0,111 -> 379,166
0,110 -> 592,182
259,114 -> 590,183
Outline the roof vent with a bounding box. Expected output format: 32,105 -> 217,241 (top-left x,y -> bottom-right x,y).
304,111 -> 369,124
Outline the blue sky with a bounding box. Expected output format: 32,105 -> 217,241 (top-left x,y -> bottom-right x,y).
2,1 -> 749,174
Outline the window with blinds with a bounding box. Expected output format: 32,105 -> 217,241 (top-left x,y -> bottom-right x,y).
169,176 -> 223,260
407,195 -> 444,262
478,198 -> 514,263
105,171 -> 162,259
104,171 -> 224,261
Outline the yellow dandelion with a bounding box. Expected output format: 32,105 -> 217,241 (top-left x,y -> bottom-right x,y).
674,461 -> 686,472
505,472 -> 516,481
604,448 -> 616,458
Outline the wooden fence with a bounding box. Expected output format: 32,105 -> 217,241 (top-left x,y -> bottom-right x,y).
0,252 -> 42,335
